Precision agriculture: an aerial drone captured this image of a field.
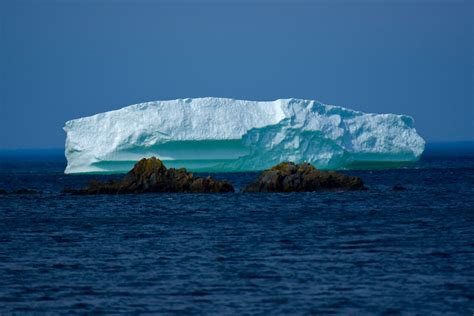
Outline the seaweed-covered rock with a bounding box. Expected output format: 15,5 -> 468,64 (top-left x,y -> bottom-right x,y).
243,162 -> 366,192
65,157 -> 234,194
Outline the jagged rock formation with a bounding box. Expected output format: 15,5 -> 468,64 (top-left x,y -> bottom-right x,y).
65,157 -> 234,194
243,162 -> 366,192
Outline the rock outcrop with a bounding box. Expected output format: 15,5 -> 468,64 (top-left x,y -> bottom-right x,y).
65,157 -> 234,194
243,162 -> 366,192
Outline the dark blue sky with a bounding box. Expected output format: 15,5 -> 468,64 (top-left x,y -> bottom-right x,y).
1,0 -> 472,149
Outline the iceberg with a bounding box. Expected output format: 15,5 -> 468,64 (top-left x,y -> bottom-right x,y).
64,97 -> 425,174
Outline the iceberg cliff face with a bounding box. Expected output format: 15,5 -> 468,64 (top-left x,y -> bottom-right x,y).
64,97 -> 425,173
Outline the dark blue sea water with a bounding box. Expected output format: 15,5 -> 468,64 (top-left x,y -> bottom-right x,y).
1,145 -> 473,314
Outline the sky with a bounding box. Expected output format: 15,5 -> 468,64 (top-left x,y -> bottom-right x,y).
0,0 -> 473,149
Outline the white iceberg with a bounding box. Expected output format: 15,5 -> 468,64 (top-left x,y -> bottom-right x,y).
64,97 -> 425,174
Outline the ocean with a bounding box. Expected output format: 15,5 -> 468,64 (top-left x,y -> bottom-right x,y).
0,143 -> 473,314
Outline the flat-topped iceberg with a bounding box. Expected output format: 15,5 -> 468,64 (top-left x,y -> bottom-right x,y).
64,97 -> 425,174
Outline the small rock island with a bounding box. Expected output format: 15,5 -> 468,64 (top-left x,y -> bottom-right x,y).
244,162 -> 366,192
65,157 -> 234,194
64,157 -> 366,194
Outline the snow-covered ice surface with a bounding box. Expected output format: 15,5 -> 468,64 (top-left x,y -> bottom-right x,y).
64,98 -> 425,174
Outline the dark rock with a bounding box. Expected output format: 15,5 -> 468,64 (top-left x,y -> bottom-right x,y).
0,189 -> 7,195
243,162 -> 366,192
392,184 -> 407,191
65,157 -> 234,194
12,188 -> 41,194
